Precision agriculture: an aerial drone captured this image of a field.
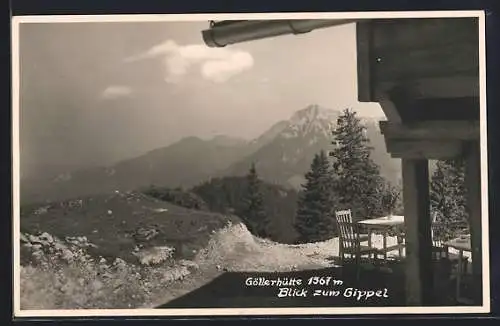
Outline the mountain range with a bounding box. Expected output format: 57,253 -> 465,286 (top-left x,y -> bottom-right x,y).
20,105 -> 402,204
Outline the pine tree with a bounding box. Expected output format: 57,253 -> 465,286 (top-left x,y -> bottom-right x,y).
294,150 -> 336,243
240,163 -> 269,237
330,108 -> 386,219
430,159 -> 468,238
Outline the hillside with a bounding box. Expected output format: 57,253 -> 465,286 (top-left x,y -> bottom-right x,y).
193,176 -> 299,243
20,136 -> 252,204
141,176 -> 300,244
20,191 -> 240,264
18,190 -> 346,310
20,104 -> 402,205
19,192 -> 409,310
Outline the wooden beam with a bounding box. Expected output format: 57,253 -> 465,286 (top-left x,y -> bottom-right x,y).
356,20 -> 374,103
375,90 -> 402,123
380,121 -> 480,141
373,41 -> 478,83
410,98 -> 480,121
385,139 -> 463,160
402,159 -> 433,306
464,141 -> 483,304
378,76 -> 479,100
371,17 -> 479,52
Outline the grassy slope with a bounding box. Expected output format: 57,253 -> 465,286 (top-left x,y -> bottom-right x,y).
20,191 -> 239,264
18,190 -> 336,309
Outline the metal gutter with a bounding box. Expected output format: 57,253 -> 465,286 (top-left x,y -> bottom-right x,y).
202,19 -> 358,47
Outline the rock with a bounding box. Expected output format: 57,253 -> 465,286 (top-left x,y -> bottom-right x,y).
179,260 -> 199,270
20,233 -> 29,243
39,232 -> 54,243
113,258 -> 126,266
134,227 -> 159,241
34,206 -> 50,215
61,249 -> 74,261
54,242 -> 67,251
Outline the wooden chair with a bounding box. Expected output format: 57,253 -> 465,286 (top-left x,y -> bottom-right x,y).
431,221 -> 450,260
335,209 -> 380,278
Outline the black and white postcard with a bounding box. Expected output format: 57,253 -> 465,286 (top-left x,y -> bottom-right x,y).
11,11 -> 490,317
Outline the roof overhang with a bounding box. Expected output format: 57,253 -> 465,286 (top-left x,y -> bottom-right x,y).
200,18 -> 481,160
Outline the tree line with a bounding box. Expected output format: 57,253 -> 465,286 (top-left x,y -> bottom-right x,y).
145,108 -> 468,244
241,108 -> 468,244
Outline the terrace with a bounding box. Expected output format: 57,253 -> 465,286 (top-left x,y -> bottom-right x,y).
199,17 -> 484,307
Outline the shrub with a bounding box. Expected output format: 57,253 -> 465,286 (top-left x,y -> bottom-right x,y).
143,186 -> 209,211
19,232 -> 191,309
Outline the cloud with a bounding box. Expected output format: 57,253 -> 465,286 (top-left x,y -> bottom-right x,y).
101,85 -> 133,99
124,40 -> 254,83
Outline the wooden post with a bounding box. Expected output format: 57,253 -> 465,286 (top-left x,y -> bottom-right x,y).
464,141 -> 482,303
402,159 -> 434,305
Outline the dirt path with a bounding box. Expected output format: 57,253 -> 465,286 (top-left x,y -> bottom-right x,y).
149,226 -> 341,307
148,264 -> 223,308
149,225 -> 420,308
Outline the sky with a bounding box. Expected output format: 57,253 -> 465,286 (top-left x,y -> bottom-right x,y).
18,20 -> 385,178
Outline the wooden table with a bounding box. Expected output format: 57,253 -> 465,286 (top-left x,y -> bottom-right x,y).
444,235 -> 472,304
358,215 -> 405,260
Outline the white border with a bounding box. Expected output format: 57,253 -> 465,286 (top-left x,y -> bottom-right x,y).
11,10 -> 489,317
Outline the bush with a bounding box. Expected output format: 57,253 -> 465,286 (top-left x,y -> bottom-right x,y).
192,176 -> 299,244
143,186 -> 209,211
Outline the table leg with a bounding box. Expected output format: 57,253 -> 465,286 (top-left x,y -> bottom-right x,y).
383,231 -> 387,261
398,234 -> 403,257
368,228 -> 372,248
456,249 -> 463,303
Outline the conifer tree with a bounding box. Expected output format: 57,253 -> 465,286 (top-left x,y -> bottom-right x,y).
430,159 -> 468,238
330,108 -> 386,219
294,150 -> 336,243
240,163 -> 269,237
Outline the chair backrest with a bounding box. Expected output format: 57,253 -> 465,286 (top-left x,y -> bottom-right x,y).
335,209 -> 358,252
431,212 -> 445,248
431,224 -> 445,248
431,212 -> 438,243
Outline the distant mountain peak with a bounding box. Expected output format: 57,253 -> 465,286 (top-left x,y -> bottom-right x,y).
210,135 -> 248,147
289,104 -> 338,123
282,105 -> 339,138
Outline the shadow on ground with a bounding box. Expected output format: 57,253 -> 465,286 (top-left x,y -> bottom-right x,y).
158,258 -> 479,308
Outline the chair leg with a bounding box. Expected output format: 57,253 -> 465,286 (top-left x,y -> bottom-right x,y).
397,235 -> 403,257
462,259 -> 469,275
355,254 -> 360,282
